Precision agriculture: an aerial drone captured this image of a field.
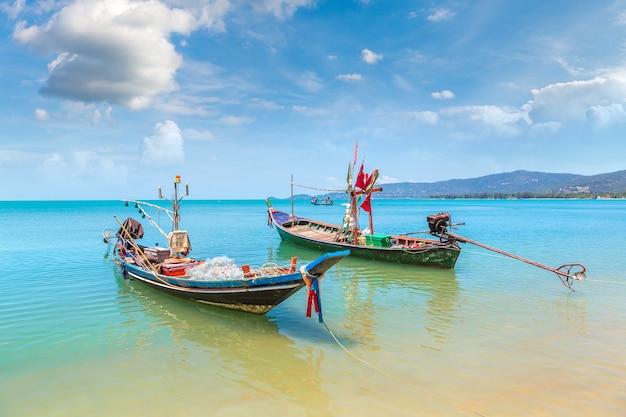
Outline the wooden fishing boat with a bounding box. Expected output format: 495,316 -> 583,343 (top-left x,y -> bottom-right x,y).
104,176 -> 349,315
267,150 -> 587,290
268,207 -> 461,268
268,162 -> 461,268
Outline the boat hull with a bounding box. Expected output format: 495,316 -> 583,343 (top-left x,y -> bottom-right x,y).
122,263 -> 304,314
120,260 -> 303,314
117,249 -> 349,314
269,209 -> 460,268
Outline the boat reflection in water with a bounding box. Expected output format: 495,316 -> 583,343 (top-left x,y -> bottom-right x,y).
111,268 -> 332,416
272,242 -> 461,352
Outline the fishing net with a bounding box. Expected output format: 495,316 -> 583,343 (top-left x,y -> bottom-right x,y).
188,256 -> 245,281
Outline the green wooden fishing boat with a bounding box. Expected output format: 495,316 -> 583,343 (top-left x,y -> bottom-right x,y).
267,155 -> 461,268
267,207 -> 461,268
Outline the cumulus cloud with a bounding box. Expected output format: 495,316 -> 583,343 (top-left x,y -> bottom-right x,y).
522,73 -> 626,124
11,0 -> 228,110
362,48 -> 383,64
432,90 -> 454,99
140,120 -> 184,166
336,73 -> 363,82
586,103 -> 626,128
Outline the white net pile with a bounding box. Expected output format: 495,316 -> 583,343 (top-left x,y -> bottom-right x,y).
188,256 -> 245,281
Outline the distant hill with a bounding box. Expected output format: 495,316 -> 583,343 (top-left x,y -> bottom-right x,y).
293,170 -> 626,199
376,170 -> 626,198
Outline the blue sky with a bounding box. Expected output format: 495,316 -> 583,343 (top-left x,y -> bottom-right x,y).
1,0 -> 625,200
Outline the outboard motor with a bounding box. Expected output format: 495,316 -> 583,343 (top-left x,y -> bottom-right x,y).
427,212 -> 451,235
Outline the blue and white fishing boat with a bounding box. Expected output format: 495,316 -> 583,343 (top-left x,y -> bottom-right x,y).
104,176 -> 349,315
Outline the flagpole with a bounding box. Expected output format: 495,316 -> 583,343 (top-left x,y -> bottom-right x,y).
351,190 -> 358,244
290,174 -> 294,219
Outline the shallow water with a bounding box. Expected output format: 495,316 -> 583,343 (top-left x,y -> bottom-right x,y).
1,199 -> 624,416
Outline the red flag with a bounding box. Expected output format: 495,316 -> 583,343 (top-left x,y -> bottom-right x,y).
360,193 -> 372,213
355,163 -> 366,190
353,139 -> 358,167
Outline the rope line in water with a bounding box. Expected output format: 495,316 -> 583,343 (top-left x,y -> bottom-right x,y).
322,322 -> 488,417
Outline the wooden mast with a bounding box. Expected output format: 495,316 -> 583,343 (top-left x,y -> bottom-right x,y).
158,175 -> 189,232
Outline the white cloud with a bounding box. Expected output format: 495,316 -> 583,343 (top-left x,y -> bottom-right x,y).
393,75 -> 413,91
91,106 -> 112,124
427,8 -> 455,22
292,105 -> 329,116
249,98 -> 284,110
0,149 -> 32,167
295,71 -> 324,92
251,0 -> 315,19
586,103 -> 626,128
219,115 -> 254,126
38,152 -> 67,173
11,0 -> 227,110
361,48 -> 383,64
442,105 -> 530,137
377,175 -> 399,184
530,121 -> 563,136
336,73 -> 363,82
183,128 -> 216,141
140,120 -> 185,166
193,0 -> 230,31
34,108 -> 49,120
556,57 -> 583,76
36,150 -> 129,182
431,90 -> 455,99
522,72 -> 626,123
400,111 -> 439,125
1,0 -> 25,19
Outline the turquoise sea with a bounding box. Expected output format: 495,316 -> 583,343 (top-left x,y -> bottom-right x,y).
1,199 -> 625,417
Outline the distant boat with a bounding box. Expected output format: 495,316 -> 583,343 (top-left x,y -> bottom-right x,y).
104,176 -> 349,315
310,196 -> 334,205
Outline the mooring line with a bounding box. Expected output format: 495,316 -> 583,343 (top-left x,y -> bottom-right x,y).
323,322 -> 488,417
323,322 -> 392,377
